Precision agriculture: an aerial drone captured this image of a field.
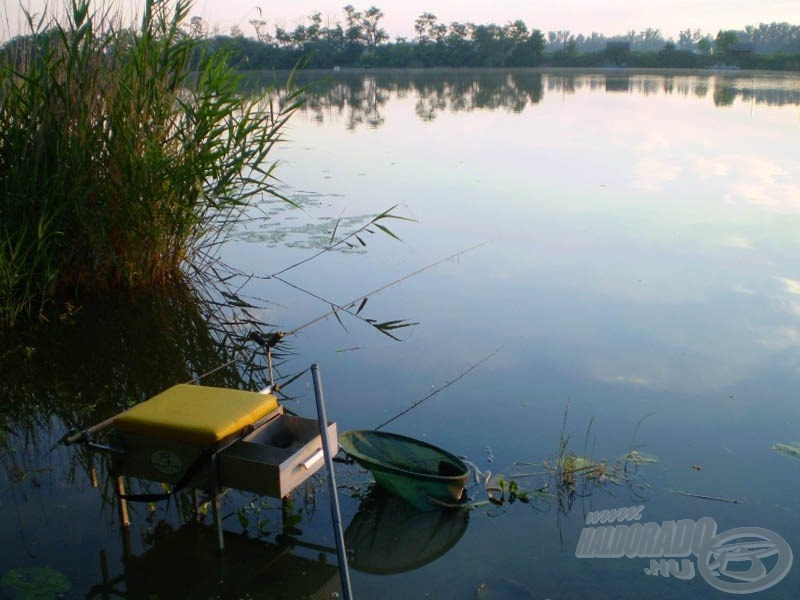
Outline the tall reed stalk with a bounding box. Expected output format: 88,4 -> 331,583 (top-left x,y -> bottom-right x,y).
0,0 -> 302,328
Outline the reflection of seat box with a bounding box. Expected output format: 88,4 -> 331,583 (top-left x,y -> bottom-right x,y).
219,414 -> 337,498
110,384 -> 283,490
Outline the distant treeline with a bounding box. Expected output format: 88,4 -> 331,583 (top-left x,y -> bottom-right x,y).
191,8 -> 800,70
3,7 -> 800,71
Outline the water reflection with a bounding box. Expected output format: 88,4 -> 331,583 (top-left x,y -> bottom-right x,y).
87,523 -> 340,599
289,70 -> 546,126
275,70 -> 800,128
0,281 -> 279,532
344,485 -> 469,574
4,67 -> 800,599
0,283 -> 272,434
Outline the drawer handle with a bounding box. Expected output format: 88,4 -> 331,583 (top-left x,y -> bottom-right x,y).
301,449 -> 324,470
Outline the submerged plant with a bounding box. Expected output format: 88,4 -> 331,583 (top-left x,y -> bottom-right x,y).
1,566 -> 71,599
0,0 -> 302,327
471,409 -> 656,516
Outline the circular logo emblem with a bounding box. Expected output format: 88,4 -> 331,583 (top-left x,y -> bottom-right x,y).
697,527 -> 793,594
150,450 -> 183,476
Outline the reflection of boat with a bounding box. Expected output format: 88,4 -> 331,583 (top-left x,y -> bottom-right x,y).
338,430 -> 469,511
345,485 -> 469,574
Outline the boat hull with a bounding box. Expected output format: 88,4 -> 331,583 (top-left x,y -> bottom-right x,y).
339,430 -> 468,511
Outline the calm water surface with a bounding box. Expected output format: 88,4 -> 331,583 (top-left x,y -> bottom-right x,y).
2,69 -> 800,599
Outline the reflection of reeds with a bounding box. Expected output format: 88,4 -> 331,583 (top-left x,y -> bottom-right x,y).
481,408 -> 654,516
0,0 -> 302,328
0,209 -> 419,540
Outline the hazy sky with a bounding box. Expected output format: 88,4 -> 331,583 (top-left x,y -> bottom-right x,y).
3,0 -> 799,41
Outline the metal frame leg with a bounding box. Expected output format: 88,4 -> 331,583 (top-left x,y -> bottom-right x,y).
210,452 -> 224,551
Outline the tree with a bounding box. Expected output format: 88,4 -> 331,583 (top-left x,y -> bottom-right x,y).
637,27 -> 664,51
715,30 -> 738,55
249,19 -> 271,43
504,19 -> 529,45
307,12 -> 322,41
509,27 -> 545,66
275,26 -> 292,47
362,6 -> 388,54
415,13 -> 444,44
472,23 -> 505,66
558,29 -> 572,51
677,28 -> 703,51
697,36 -> 712,55
188,15 -> 206,38
439,21 -> 474,66
343,4 -> 362,47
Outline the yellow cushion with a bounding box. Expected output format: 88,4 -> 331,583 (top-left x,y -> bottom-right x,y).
114,384 -> 279,445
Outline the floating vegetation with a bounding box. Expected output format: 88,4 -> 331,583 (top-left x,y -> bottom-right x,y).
468,409 -> 656,516
1,566 -> 71,600
667,489 -> 743,504
483,472 -> 549,508
621,450 -> 658,465
476,577 -> 534,599
772,442 -> 800,460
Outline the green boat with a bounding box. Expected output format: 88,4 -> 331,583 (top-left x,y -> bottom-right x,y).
338,430 -> 469,511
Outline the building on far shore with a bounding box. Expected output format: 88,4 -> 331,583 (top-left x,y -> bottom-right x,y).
727,42 -> 754,56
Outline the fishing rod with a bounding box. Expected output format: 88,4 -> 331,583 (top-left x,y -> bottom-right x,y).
279,240 -> 491,338
374,346 -> 503,431
187,241 -> 491,392
266,203 -> 413,280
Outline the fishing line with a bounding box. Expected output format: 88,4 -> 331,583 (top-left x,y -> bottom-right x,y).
266,204 -> 413,279
374,346 -> 503,431
192,241 -> 491,386
282,241 -> 491,338
184,352 -> 253,385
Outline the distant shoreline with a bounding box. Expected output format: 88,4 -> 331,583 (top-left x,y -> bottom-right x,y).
247,66 -> 800,77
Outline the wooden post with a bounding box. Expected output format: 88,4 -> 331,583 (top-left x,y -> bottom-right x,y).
281,496 -> 290,532
193,489 -> 202,522
114,476 -> 130,527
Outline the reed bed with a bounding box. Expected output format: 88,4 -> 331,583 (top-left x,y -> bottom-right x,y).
0,0 -> 302,328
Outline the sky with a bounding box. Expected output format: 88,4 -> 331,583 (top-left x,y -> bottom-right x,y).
3,0 -> 800,42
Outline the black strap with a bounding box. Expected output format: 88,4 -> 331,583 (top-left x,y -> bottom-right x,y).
113,411 -> 270,503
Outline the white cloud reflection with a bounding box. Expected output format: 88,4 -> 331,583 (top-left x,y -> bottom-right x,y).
725,157 -> 800,214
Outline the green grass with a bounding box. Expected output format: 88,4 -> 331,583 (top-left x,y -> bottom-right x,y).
0,0 -> 302,328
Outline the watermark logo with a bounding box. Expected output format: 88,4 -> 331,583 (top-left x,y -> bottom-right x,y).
575,506 -> 793,594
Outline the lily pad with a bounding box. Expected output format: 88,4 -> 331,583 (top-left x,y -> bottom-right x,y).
1,566 -> 71,599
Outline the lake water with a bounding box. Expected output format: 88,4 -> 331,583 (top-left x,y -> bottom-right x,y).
2,69 -> 800,599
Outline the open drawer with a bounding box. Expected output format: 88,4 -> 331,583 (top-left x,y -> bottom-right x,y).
218,413 -> 337,498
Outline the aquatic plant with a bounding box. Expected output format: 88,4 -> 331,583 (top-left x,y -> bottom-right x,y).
772,442 -> 800,460
0,0 -> 303,328
473,409 -> 656,516
1,566 -> 71,599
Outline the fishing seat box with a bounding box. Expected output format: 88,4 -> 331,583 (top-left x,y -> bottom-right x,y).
110,384 -> 336,498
